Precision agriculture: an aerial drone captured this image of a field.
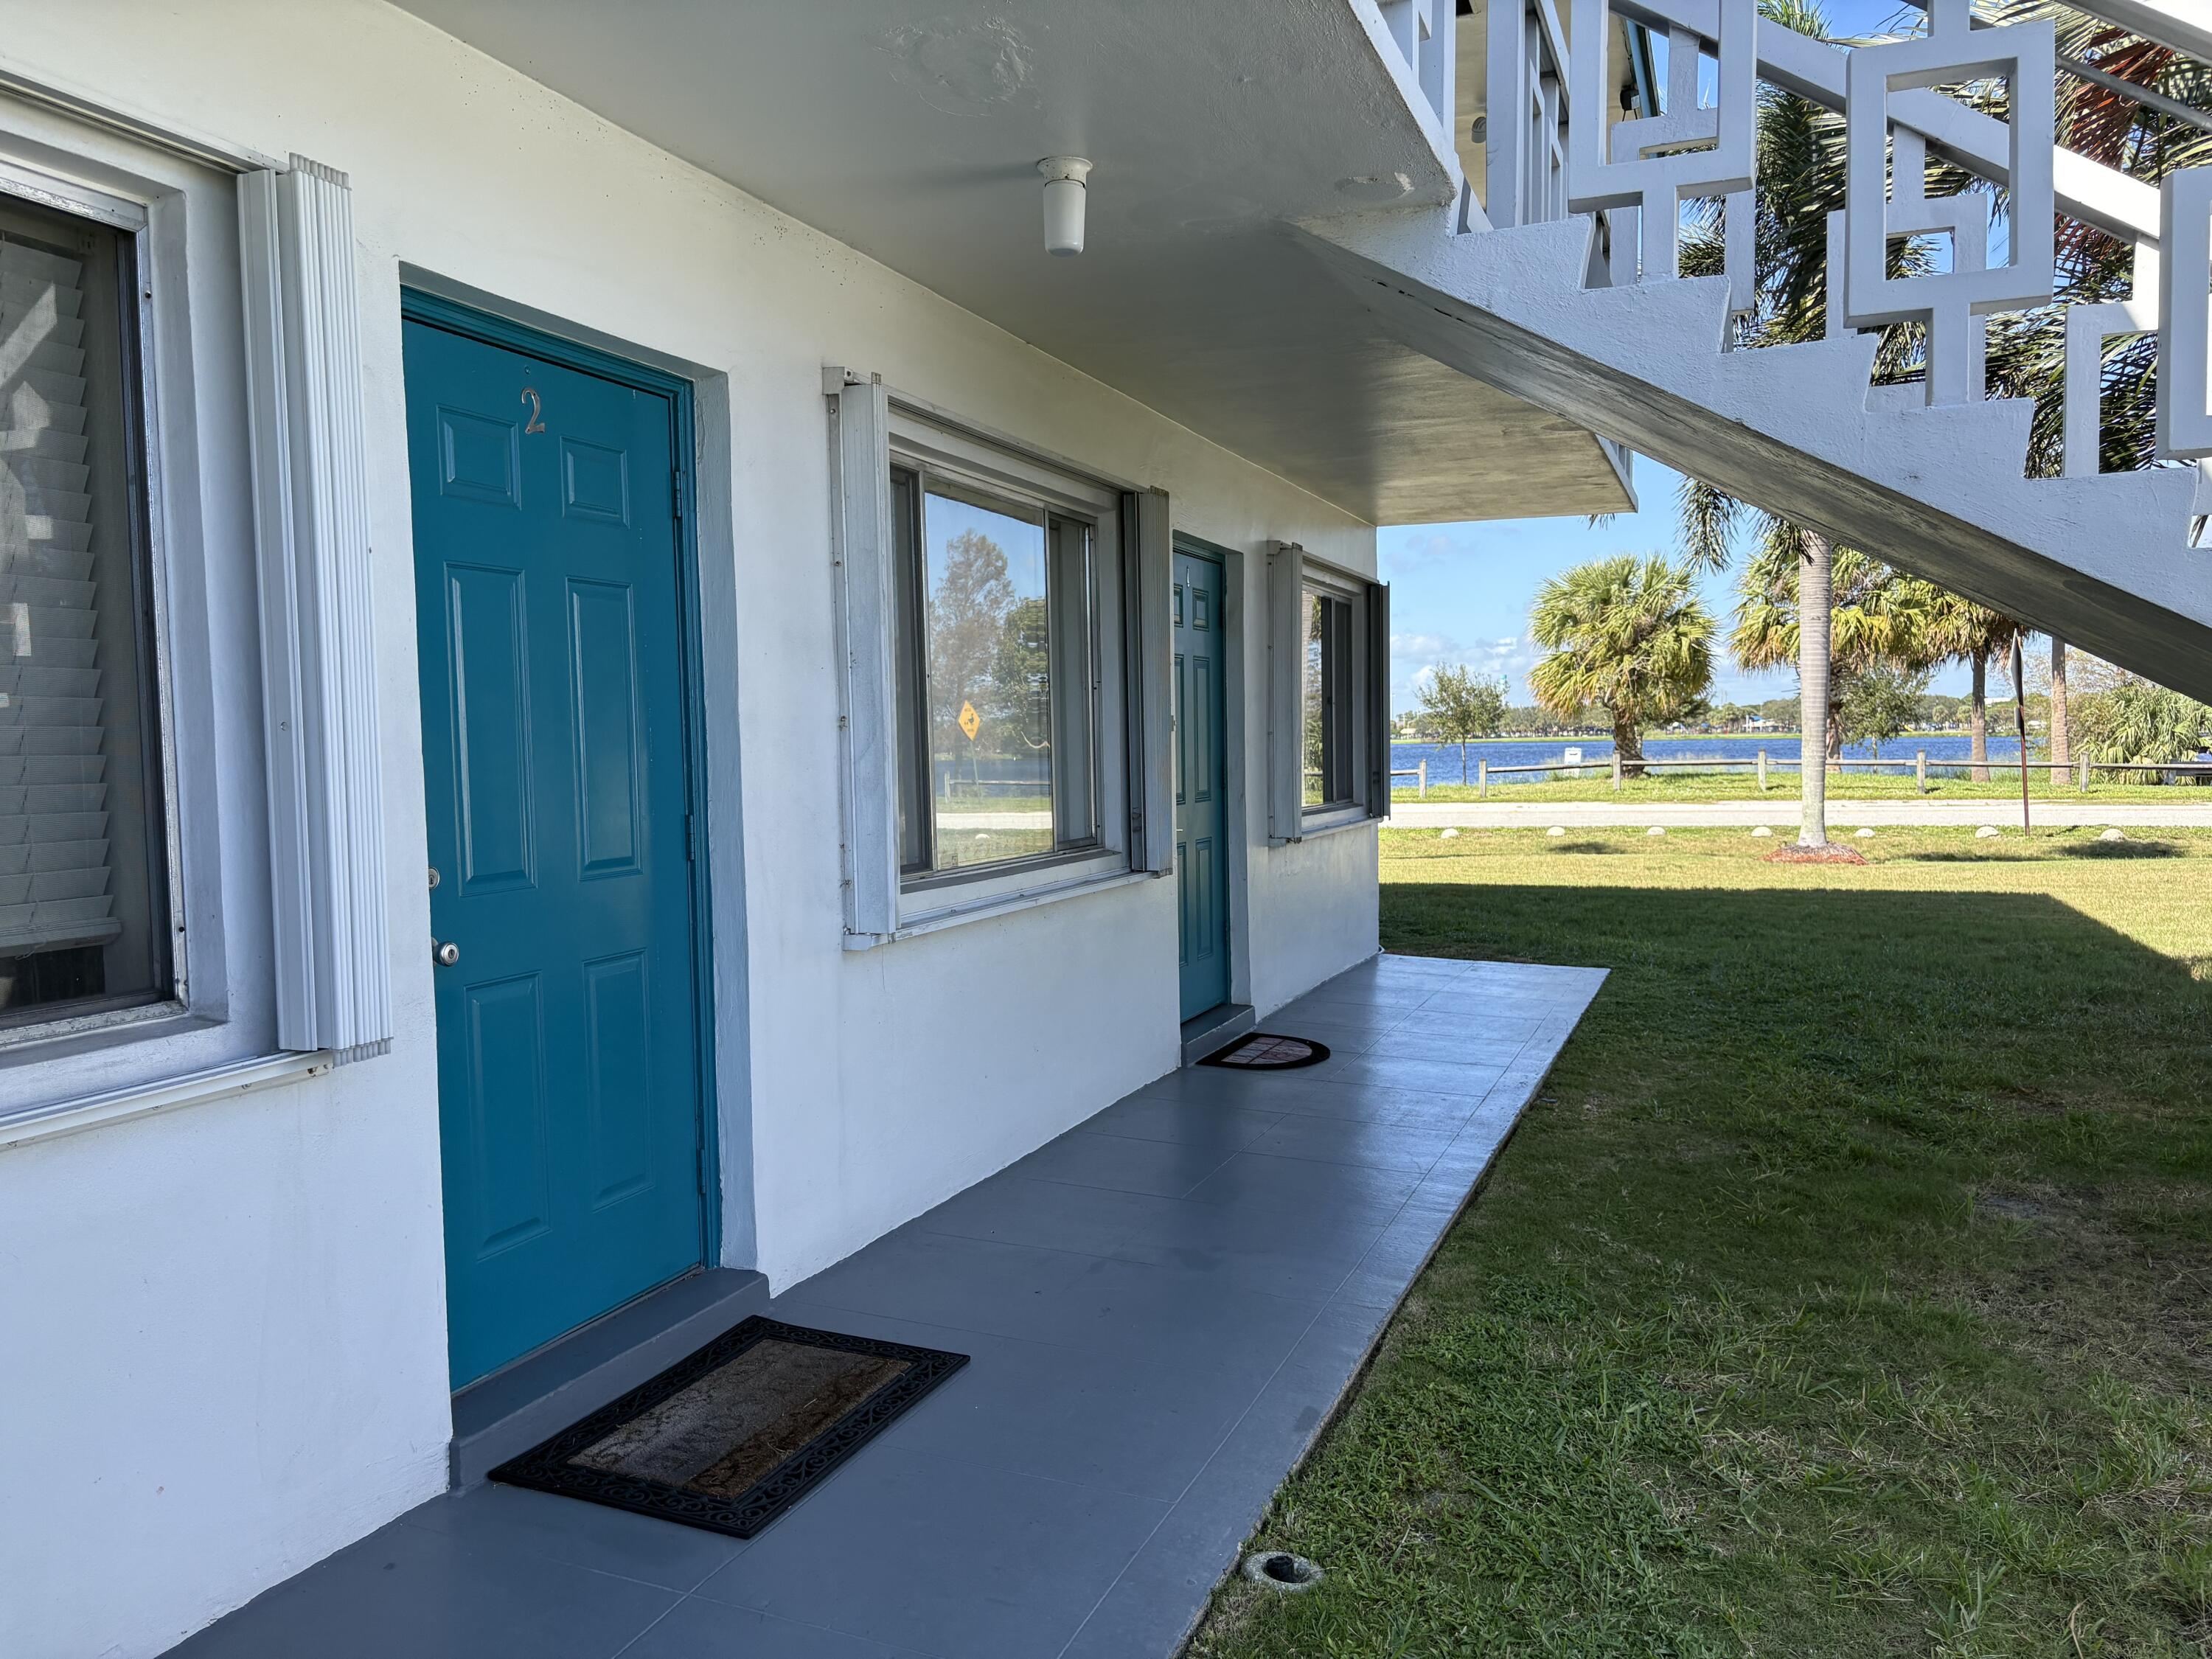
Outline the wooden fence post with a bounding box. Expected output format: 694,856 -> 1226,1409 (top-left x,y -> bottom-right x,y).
1611,752 -> 1622,793
1756,749 -> 1767,791
1916,750 -> 1927,795
1475,759 -> 1484,799
2077,754 -> 2090,793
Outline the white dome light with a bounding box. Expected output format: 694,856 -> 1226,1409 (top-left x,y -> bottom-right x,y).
1038,156 -> 1091,257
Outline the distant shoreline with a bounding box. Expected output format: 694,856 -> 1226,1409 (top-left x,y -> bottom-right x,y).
1389,731 -> 1971,745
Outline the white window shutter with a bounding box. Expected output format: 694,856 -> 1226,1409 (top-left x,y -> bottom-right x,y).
1366,578 -> 1391,820
826,369 -> 900,942
1265,540 -> 1304,843
237,158 -> 390,1062
1124,488 -> 1174,874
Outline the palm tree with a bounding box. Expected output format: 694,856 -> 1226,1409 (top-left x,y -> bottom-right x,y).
1676,0 -> 1941,847
1728,531 -> 1943,841
1528,555 -> 1714,773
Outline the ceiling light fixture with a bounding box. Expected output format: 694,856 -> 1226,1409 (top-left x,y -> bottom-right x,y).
1038,156 -> 1091,256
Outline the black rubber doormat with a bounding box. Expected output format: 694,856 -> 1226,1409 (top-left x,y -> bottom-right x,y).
1200,1032 -> 1332,1070
490,1316 -> 967,1538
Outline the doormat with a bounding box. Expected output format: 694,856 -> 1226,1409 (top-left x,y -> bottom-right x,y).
1199,1032 -> 1332,1071
490,1316 -> 967,1538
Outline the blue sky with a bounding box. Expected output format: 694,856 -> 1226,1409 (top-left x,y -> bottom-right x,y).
1385,0 -> 1982,717
1382,453 -> 1980,717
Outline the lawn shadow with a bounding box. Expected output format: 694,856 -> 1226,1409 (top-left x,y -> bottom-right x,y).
2055,839 -> 2185,859
1895,841 -> 2185,863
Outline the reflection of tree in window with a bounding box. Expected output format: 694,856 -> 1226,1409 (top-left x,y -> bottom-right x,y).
922,495 -> 1055,869
1301,587 -> 1356,809
1303,594 -> 1326,807
925,526 -> 1014,782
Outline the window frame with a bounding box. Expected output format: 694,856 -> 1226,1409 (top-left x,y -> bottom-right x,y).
1267,543 -> 1388,843
0,155 -> 190,1055
885,406 -> 1129,914
0,94 -> 389,1144
1297,561 -> 1370,832
828,372 -> 1172,948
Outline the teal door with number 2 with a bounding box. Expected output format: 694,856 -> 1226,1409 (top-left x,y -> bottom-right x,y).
404,311 -> 706,1388
1175,549 -> 1231,1020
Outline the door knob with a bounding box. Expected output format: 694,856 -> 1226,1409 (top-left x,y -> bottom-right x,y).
433,940 -> 460,967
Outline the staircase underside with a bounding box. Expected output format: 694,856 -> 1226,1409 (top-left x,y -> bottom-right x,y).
1298,209 -> 2212,704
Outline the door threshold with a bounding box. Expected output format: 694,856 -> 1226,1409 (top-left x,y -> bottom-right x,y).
449,1265 -> 768,1487
1180,1002 -> 1255,1066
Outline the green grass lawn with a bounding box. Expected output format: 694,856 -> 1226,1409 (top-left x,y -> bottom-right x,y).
1391,771 -> 2205,805
1197,827 -> 2212,1658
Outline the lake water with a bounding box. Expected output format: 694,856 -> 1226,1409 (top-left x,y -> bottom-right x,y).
1391,733 -> 2045,788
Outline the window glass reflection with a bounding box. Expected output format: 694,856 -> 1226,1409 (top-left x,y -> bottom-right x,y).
922,487 -> 1054,870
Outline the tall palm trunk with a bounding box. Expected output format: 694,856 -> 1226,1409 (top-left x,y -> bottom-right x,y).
1798,532 -> 1832,847
1614,714 -> 1645,778
2048,636 -> 2070,786
1969,650 -> 1990,782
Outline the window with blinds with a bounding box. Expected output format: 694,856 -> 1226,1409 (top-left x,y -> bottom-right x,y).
0,195 -> 168,1030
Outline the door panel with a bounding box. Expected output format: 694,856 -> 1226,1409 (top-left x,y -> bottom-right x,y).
406,316 -> 704,1388
1174,549 -> 1231,1020
448,563 -> 536,893
568,578 -> 644,877
461,972 -> 552,1255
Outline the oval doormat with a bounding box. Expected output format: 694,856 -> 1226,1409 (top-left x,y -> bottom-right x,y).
1199,1032 -> 1332,1070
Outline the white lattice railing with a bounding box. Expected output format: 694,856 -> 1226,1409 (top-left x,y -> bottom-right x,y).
1481,0 -> 2212,477
1371,0 -> 1459,146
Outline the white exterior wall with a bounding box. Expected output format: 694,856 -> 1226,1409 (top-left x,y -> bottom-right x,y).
0,5 -> 1380,1656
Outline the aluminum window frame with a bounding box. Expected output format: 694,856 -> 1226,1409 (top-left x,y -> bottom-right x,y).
1295,558 -> 1375,837
0,147 -> 195,1060
882,406 -> 1131,922
888,453 -> 1111,889
829,372 -> 1171,947
0,95 -> 389,1144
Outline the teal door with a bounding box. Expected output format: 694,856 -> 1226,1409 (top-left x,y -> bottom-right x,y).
1174,548 -> 1231,1020
404,312 -> 706,1388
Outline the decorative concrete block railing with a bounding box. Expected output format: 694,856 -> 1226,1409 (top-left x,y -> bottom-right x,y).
1481,0 -> 2212,478
1374,0 -> 1458,138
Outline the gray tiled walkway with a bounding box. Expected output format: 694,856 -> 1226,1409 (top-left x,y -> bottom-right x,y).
174,953 -> 1604,1659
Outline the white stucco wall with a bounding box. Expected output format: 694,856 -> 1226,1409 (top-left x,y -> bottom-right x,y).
0,5 -> 1381,1655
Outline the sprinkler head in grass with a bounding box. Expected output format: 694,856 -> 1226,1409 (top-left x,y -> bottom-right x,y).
1751,825 -> 1773,838
1439,827 -> 1460,839
1646,825 -> 1666,836
1242,1551 -> 1324,1592
1854,827 -> 1875,838
1545,826 -> 1566,838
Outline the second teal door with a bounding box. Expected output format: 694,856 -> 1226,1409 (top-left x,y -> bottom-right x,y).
404,306 -> 706,1388
1175,548 -> 1231,1020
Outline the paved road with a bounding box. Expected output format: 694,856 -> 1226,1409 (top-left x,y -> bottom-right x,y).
1391,799 -> 2212,829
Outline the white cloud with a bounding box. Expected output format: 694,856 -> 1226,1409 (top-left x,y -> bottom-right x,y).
1390,630 -> 1537,713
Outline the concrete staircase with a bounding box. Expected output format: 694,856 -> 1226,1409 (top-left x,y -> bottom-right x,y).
1297,204 -> 2212,700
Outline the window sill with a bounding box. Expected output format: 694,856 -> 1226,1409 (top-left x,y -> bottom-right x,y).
0,1049 -> 334,1152
1275,808 -> 1380,845
847,864 -> 1160,950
